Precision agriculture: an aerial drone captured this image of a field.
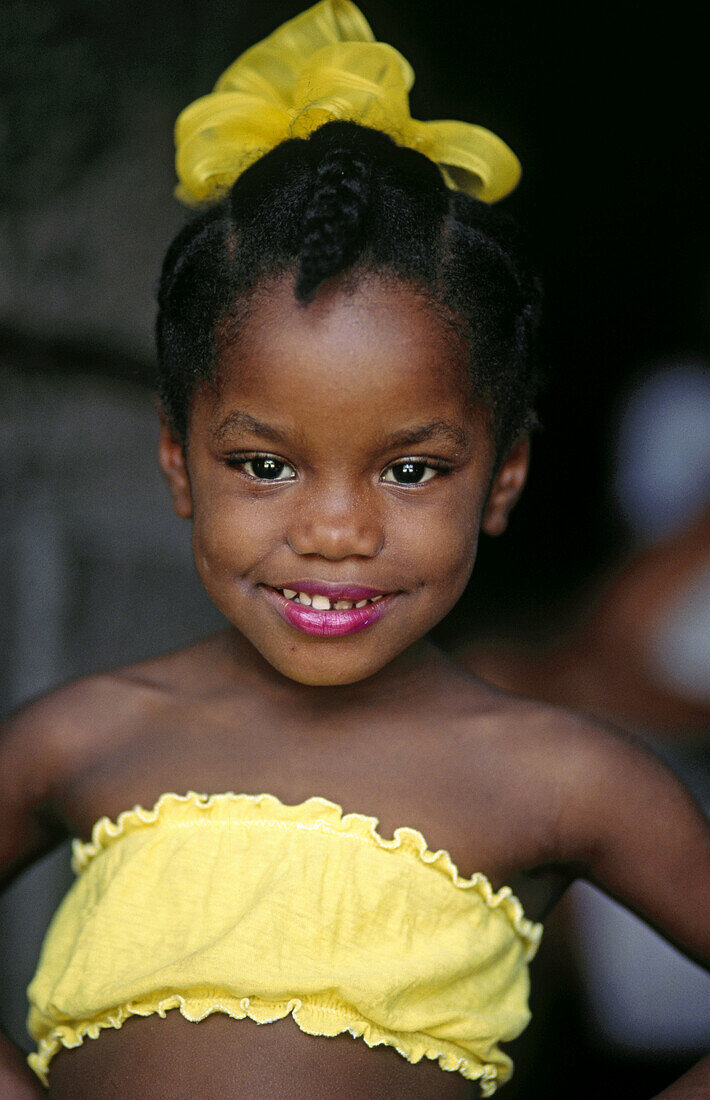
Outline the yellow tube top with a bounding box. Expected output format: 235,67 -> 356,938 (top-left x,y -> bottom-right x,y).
26,792 -> 542,1095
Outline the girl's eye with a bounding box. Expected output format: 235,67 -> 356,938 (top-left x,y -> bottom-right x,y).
381,461 -> 439,485
234,456 -> 295,481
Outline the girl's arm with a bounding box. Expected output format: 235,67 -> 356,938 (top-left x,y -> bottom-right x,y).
0,703 -> 70,1095
559,721 -> 710,1098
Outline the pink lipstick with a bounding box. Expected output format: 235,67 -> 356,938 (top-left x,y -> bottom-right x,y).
262,584 -> 395,637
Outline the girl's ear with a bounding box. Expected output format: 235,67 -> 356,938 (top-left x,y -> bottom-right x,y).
481,434 -> 530,537
158,412 -> 193,519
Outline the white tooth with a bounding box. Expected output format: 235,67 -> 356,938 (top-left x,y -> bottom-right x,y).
283,589 -> 297,599
371,595 -> 384,602
311,594 -> 331,611
334,600 -> 354,610
298,592 -> 312,606
355,600 -> 368,608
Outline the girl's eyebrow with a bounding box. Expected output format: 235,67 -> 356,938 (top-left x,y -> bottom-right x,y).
212,411 -> 288,444
212,413 -> 468,449
382,421 -> 469,449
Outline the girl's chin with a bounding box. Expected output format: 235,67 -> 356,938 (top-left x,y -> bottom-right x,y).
232,627 -> 412,687
259,647 -> 396,687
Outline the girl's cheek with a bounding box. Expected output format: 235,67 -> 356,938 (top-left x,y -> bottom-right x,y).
192,500 -> 285,584
391,511 -> 477,616
421,497 -> 480,570
435,521 -> 482,599
191,511 -> 245,578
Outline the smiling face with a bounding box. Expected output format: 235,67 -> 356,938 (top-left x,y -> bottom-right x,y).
159,272 -> 529,686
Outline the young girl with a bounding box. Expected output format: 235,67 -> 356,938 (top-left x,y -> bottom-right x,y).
2,3 -> 709,1097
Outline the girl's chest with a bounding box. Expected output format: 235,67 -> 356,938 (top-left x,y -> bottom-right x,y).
50,712 -> 568,921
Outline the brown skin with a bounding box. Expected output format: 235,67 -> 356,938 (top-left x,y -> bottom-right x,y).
1,273 -> 709,1099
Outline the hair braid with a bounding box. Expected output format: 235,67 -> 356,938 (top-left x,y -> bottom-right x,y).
295,125 -> 372,301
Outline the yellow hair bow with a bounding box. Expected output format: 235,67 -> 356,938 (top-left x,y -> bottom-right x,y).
175,0 -> 520,207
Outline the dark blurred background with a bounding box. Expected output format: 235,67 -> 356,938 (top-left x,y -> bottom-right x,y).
1,1 -> 709,1096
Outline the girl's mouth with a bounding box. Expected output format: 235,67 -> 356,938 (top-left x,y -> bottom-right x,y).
262,585 -> 395,637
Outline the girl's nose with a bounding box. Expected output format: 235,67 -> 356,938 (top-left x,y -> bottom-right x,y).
287,485 -> 383,560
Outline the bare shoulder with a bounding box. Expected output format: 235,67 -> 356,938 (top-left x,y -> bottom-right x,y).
0,634 -> 227,886
535,708 -> 708,854
488,694 -> 706,847
2,633 -> 229,764
452,666 -> 607,772
0,676 -> 122,887
459,684 -> 709,961
0,672 -> 141,823
522,705 -> 710,964
455,665 -> 705,839
466,677 -> 676,787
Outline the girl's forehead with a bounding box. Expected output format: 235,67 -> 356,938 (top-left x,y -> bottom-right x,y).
191,274 -> 495,464
214,272 -> 474,407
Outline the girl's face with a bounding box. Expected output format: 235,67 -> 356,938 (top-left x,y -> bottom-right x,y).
160,273 -> 528,686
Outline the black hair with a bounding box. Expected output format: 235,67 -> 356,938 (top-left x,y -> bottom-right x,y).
156,120 -> 543,455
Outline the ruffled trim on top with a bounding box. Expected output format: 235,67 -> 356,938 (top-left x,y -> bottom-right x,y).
27,987 -> 509,1094
71,791 -> 543,960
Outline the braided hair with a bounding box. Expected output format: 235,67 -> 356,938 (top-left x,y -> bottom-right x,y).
156,121 -> 542,455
